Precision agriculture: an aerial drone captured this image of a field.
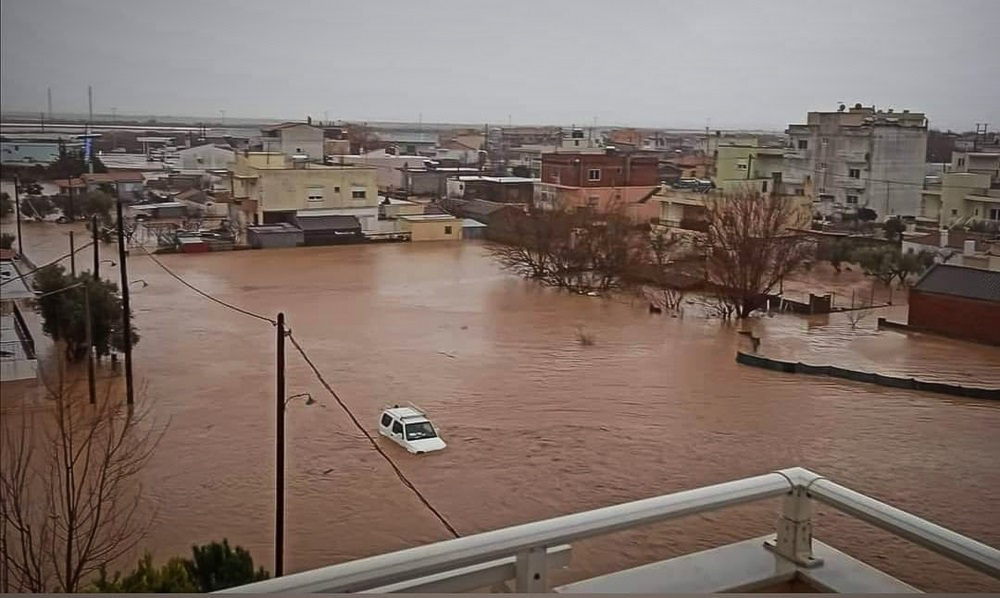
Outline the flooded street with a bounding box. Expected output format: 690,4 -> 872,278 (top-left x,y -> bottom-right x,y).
4,220 -> 1000,592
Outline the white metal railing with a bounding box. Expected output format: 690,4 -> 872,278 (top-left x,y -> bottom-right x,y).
218,467 -> 1000,594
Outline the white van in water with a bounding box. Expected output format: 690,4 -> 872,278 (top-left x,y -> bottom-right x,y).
378,404 -> 447,454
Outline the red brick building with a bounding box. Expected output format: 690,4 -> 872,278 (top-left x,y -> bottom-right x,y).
536,150 -> 661,224
540,151 -> 659,188
907,264 -> 1000,345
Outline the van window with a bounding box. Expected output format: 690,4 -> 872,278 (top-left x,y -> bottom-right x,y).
381,413 -> 392,428
392,421 -> 403,435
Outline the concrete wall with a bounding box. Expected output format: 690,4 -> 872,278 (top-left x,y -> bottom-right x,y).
261,125 -> 324,161
869,126 -> 927,217
907,290 -> 1000,345
178,145 -> 235,170
401,218 -> 463,241
536,184 -> 660,224
332,151 -> 427,190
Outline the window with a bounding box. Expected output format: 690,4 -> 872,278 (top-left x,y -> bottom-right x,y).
771,172 -> 782,183
821,138 -> 828,146
381,414 -> 392,427
307,186 -> 324,205
334,186 -> 341,193
958,158 -> 966,167
761,181 -> 768,193
587,196 -> 599,208
951,209 -> 959,216
990,207 -> 1000,221
392,421 -> 403,435
352,189 -> 367,199
574,140 -> 580,146
819,162 -> 827,170
974,208 -> 980,216
846,194 -> 859,204
795,188 -> 805,196
849,168 -> 861,179
404,422 -> 437,441
797,139 -> 808,150
588,168 -> 601,181
444,225 -> 452,235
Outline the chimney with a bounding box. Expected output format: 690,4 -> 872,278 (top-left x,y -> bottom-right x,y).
939,229 -> 949,248
964,239 -> 976,257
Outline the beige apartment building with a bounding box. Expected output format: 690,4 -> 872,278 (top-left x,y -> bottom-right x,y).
922,150 -> 1000,226
230,152 -> 378,228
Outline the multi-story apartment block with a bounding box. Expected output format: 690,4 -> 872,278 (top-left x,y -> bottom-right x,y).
785,104 -> 928,219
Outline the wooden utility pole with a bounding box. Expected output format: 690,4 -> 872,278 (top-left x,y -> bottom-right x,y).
275,312 -> 286,577
115,198 -> 134,408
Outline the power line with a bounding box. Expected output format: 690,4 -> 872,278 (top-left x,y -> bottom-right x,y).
286,331 -> 461,539
135,245 -> 276,325
132,244 -> 460,538
0,240 -> 95,288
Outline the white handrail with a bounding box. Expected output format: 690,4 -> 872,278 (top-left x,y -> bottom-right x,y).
807,477 -> 1000,578
217,467 -> 999,593
218,471 -> 792,593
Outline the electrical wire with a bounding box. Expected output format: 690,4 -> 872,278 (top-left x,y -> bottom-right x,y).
134,244 -> 277,325
0,240 -> 95,288
286,330 -> 462,539
130,243 -> 461,538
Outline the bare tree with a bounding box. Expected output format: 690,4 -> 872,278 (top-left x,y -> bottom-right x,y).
488,200 -> 646,293
846,299 -> 874,330
703,188 -> 812,319
0,366 -> 163,592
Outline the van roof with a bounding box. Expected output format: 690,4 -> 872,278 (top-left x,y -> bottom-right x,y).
384,406 -> 429,421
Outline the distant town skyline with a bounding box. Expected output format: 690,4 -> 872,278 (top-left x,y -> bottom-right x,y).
2,0 -> 998,132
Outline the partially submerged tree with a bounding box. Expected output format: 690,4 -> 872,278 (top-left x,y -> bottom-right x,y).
703,188 -> 812,318
488,201 -> 647,293
851,246 -> 935,287
0,369 -> 162,592
31,265 -> 140,362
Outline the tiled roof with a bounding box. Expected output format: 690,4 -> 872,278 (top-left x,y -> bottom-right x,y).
912,263 -> 1000,302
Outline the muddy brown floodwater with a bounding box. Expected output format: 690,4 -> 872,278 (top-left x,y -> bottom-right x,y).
4,220 -> 1000,592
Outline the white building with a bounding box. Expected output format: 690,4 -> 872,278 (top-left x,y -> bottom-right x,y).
259,122 -> 325,162
176,143 -> 235,170
785,104 -> 928,219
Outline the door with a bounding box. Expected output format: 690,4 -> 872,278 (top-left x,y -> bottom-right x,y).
379,412 -> 393,435
391,420 -> 404,446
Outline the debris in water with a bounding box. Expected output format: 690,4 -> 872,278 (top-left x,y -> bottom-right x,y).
437,351 -> 457,358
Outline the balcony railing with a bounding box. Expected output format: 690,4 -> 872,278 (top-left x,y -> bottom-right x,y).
217,467 -> 999,594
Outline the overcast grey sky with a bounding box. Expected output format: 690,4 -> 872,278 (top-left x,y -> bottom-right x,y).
2,0 -> 998,130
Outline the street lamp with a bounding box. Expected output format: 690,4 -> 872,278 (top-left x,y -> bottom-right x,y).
276,386 -> 316,578
34,281 -> 96,405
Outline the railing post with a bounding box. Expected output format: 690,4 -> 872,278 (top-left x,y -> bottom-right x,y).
766,486 -> 823,568
515,547 -> 548,592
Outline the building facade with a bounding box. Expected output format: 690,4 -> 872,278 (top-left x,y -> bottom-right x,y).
230,152 -> 378,228
259,122 -> 325,162
906,264 -> 1000,345
921,150 -> 1000,226
536,150 -> 661,224
785,104 -> 928,219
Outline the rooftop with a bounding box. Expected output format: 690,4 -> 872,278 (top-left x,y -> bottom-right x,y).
0,260 -> 33,301
453,175 -> 537,184
912,263 -> 1000,302
400,214 -> 461,222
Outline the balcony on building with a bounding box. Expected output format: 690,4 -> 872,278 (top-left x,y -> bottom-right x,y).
1,258 -> 38,383
218,467 -> 999,595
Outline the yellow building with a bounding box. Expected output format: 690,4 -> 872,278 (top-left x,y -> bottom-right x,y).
713,144 -> 788,195
230,152 -> 378,226
399,214 -> 463,241
921,151 -> 1000,226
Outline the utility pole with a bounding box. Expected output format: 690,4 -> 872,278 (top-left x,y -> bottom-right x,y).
92,215 -> 100,278
87,86 -> 95,174
69,231 -> 76,276
13,176 -> 23,256
47,87 -> 53,120
275,311 -> 286,578
115,198 -> 134,408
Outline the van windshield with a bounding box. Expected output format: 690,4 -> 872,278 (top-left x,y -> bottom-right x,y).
404,422 -> 437,441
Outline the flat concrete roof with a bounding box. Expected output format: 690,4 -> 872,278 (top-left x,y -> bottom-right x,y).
400,214 -> 461,222
0,260 -> 34,300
